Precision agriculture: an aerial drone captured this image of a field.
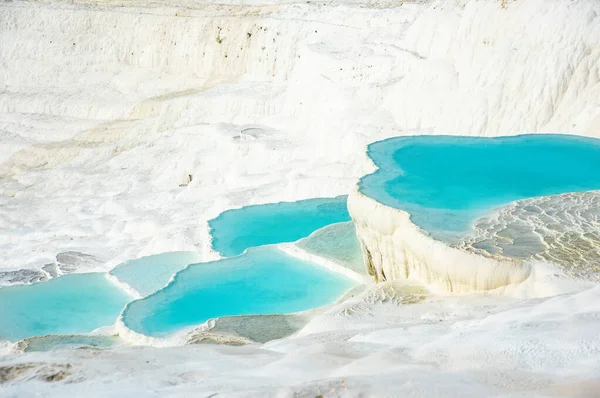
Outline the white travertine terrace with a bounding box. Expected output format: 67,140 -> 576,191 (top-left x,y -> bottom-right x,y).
349,190 -> 532,292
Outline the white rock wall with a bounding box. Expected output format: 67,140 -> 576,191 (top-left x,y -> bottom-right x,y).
349,190 -> 532,292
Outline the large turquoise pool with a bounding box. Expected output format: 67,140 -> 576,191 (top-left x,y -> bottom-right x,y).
122,247 -> 356,338
360,134 -> 600,243
208,196 -> 351,256
0,273 -> 130,341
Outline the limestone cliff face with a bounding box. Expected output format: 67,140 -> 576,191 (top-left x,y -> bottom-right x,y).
348,190 -> 531,293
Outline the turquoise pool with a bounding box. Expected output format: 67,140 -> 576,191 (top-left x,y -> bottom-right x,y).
360,134 -> 600,243
0,273 -> 131,341
122,247 -> 356,337
208,196 -> 351,256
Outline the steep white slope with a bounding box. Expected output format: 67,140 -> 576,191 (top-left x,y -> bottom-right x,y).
385,0 -> 600,136
348,190 -> 532,292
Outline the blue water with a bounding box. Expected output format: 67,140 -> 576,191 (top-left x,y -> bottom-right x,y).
122,247 -> 356,337
208,196 -> 351,257
360,134 -> 600,243
0,273 -> 131,341
109,251 -> 203,297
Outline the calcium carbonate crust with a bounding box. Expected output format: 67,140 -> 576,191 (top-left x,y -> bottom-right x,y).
348,189 -> 532,292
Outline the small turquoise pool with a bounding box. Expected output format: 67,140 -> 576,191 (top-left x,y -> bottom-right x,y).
360,134 -> 600,243
208,196 -> 351,256
122,247 -> 356,337
109,251 -> 203,297
0,273 -> 131,341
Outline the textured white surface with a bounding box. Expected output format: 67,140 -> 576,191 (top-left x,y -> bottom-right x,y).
460,191 -> 600,278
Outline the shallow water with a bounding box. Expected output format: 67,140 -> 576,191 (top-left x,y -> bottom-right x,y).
18,334 -> 121,352
186,313 -> 312,345
360,135 -> 600,243
122,247 -> 357,338
208,196 -> 351,256
458,191 -> 600,280
296,222 -> 366,275
0,274 -> 131,341
109,252 -> 203,297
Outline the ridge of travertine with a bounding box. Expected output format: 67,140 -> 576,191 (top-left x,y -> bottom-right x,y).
349,189 -> 532,292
